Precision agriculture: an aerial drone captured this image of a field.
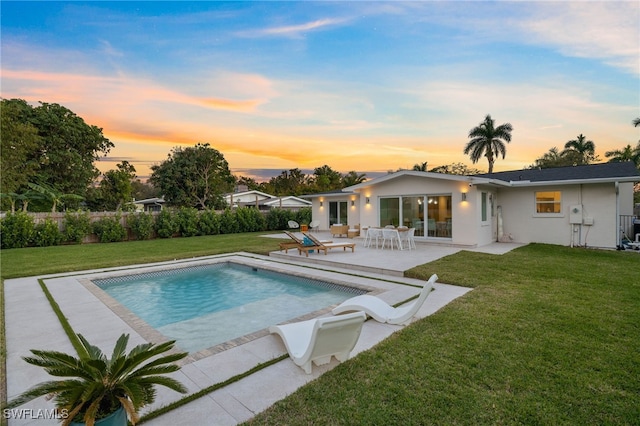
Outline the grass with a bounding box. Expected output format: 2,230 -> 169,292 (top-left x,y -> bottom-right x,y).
2,238 -> 639,424
0,231 -> 282,279
245,245 -> 640,425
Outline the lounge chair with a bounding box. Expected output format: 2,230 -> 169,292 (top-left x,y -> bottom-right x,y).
279,230 -> 332,253
269,311 -> 366,374
332,274 -> 437,324
299,232 -> 356,257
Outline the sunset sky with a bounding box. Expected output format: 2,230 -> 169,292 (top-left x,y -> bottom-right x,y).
2,1 -> 639,181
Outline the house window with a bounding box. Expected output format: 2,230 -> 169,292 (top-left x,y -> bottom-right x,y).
481,192 -> 488,222
535,191 -> 561,214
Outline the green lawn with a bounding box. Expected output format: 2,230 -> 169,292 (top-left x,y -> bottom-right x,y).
0,232 -> 282,279
246,245 -> 640,425
1,238 -> 639,424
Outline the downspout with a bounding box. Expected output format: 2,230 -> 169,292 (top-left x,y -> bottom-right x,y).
578,184 -> 583,246
615,181 -> 620,248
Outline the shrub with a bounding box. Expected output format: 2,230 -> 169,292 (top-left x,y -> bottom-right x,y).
235,207 -> 266,232
265,208 -> 292,231
198,209 -> 220,235
92,215 -> 126,243
128,212 -> 155,240
155,210 -> 178,238
33,218 -> 63,247
63,210 -> 92,244
176,207 -> 200,237
0,211 -> 35,249
219,208 -> 239,234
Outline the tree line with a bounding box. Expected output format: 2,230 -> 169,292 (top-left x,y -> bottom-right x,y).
2,98 -> 638,213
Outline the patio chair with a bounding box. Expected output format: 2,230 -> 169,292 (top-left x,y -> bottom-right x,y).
280,231 -> 331,253
427,218 -> 436,236
288,220 -> 300,230
309,220 -> 320,232
332,274 -> 437,325
269,311 -> 366,374
364,227 -> 382,248
381,228 -> 401,250
299,232 -> 356,257
399,227 -> 416,250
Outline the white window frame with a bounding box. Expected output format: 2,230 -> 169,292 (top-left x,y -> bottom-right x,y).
533,191 -> 563,217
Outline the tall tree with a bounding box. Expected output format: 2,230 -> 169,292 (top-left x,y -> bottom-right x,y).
563,134 -> 597,165
150,143 -> 234,209
412,162 -> 428,171
341,171 -> 367,187
0,99 -> 41,196
235,175 -> 261,191
605,142 -> 640,167
633,117 -> 640,127
263,168 -> 310,196
29,102 -> 114,196
429,162 -> 484,175
313,165 -> 342,192
464,114 -> 513,173
99,161 -> 137,210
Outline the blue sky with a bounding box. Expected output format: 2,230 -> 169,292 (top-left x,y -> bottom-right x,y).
2,1 -> 639,181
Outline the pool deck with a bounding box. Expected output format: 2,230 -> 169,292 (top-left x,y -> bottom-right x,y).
4,234 -> 522,425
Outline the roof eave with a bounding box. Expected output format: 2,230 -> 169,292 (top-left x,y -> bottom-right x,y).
507,176 -> 640,186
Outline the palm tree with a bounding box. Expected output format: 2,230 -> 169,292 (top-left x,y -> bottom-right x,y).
605,142 -> 640,167
563,134 -> 596,165
412,162 -> 428,171
7,333 -> 187,426
341,171 -> 367,187
532,147 -> 570,169
633,117 -> 640,127
464,114 -> 513,173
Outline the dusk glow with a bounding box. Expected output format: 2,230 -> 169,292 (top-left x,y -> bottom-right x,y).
2,1 -> 638,181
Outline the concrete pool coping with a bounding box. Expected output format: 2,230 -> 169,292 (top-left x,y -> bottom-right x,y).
4,251 -> 478,425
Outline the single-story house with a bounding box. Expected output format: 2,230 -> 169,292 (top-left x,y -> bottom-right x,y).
132,197 -> 165,212
223,190 -> 311,211
303,162 -> 640,250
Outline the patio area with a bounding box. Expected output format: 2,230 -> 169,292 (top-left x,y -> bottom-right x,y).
268,230 -> 524,276
4,236 -> 522,425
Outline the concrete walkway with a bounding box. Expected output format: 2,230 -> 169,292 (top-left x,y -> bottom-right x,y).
4,237 -> 522,425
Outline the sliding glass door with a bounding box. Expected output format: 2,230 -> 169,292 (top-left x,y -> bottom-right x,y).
402,196 -> 425,236
379,198 -> 400,227
426,195 -> 452,237
329,201 -> 348,225
380,194 -> 451,238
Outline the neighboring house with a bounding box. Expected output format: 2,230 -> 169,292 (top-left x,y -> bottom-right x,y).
303,162 -> 640,250
223,190 -> 311,211
132,197 -> 165,212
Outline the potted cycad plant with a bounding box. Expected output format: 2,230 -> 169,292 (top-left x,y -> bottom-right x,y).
5,333 -> 188,426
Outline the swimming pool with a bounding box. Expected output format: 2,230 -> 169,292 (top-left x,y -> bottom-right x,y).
93,262 -> 366,353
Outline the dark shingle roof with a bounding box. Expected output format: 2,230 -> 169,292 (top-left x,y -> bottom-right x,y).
474,162 -> 640,183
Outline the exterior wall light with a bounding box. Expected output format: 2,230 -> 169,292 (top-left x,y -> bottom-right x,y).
351,200 -> 355,207
461,192 -> 467,202
366,197 -> 370,204
320,201 -> 323,207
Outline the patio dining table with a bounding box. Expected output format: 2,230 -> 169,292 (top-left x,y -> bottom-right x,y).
364,227 -> 410,250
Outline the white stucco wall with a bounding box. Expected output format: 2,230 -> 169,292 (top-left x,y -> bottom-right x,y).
495,182 -> 620,249
311,195 -> 357,231
309,174 -> 635,248
351,175 -> 478,246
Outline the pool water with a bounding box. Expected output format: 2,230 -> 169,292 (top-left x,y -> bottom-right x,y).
94,262 -> 364,353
